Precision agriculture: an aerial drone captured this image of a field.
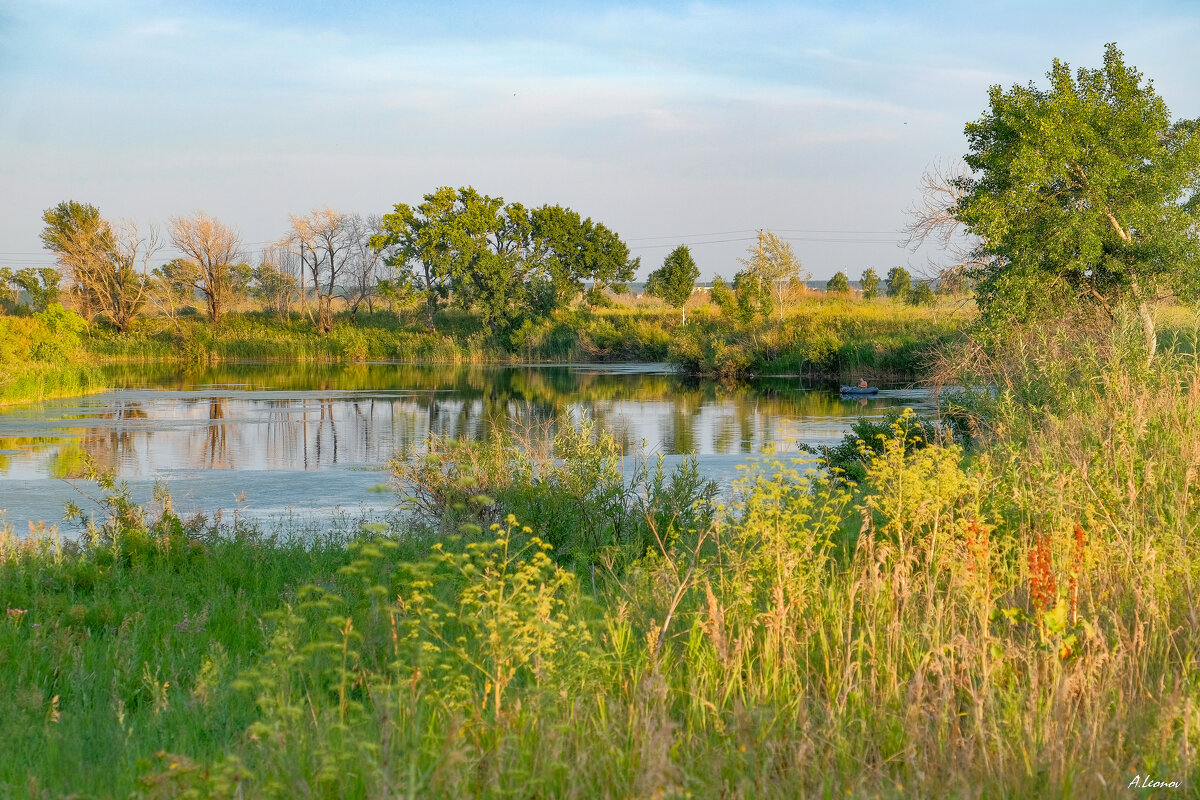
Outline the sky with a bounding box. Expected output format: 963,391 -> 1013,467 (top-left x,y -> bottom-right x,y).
1,0 -> 1198,281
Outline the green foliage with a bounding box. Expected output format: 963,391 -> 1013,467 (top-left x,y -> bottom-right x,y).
732,268 -> 773,322
8,268 -> 61,312
372,187 -> 637,335
645,245 -> 699,320
250,263 -> 298,317
392,415 -> 716,571
736,231 -> 807,318
805,408 -> 938,484
908,281 -> 935,306
957,43 -> 1200,332
885,266 -> 912,300
669,295 -> 959,378
826,271 -> 850,294
4,339 -> 1200,796
860,268 -> 881,300
0,269 -> 16,310
41,201 -> 149,331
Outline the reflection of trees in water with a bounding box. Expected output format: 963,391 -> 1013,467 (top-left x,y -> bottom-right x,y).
205,398 -> 229,469
77,363 -> 899,466
68,401 -> 150,476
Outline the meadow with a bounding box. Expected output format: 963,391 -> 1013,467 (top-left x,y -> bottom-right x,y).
2,311 -> 1198,798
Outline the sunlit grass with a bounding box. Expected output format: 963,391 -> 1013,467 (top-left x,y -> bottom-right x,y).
3,323 -> 1197,796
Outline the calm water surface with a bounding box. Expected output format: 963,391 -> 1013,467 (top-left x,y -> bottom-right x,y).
0,363 -> 934,534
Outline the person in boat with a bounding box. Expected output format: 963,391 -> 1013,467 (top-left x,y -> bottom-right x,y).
857,378 -> 869,389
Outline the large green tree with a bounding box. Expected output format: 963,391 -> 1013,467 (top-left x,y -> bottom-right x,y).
372,187 -> 637,333
645,245 -> 699,323
955,44 -> 1200,356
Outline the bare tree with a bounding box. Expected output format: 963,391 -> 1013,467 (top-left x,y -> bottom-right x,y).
901,160 -> 990,290
279,208 -> 357,333
168,212 -> 244,323
105,220 -> 161,331
343,214 -> 385,321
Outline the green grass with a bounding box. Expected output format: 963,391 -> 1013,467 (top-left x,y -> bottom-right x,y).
84,306 -> 675,365
3,320 -> 1198,797
666,295 -> 969,378
0,306 -> 106,406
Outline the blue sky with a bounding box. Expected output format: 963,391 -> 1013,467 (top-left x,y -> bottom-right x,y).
1,1 -> 1198,280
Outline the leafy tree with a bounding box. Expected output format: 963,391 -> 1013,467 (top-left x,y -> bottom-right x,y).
372,188 -> 458,332
645,245 -> 699,322
886,267 -> 912,300
251,263 -> 298,318
908,282 -> 935,307
9,268 -> 61,312
0,268 -> 16,310
736,231 -> 807,319
374,275 -> 413,315
40,202 -> 157,330
826,271 -> 851,294
955,43 -> 1200,357
860,268 -> 881,300
733,269 -> 773,321
528,205 -> 637,304
40,203 -> 157,331
40,200 -> 112,321
151,258 -> 200,331
710,276 -> 736,316
373,187 -> 637,334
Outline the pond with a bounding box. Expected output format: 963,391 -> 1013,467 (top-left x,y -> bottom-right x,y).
0,362 -> 935,535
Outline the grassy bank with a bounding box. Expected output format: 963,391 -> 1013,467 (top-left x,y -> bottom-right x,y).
3,321 -> 1198,797
84,306 -> 676,365
666,296 -> 968,378
61,295 -> 963,379
0,306 -> 106,406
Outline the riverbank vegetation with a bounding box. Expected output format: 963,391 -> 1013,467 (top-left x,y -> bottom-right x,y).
4,186 -> 969,392
2,318 -> 1197,798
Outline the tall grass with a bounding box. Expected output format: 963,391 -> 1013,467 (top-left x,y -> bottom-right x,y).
1,320 -> 1197,797
667,296 -> 967,378
0,305 -> 105,406
84,306 -> 674,365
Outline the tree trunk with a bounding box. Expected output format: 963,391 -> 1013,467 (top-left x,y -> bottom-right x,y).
317,295 -> 333,334
1139,300 -> 1156,363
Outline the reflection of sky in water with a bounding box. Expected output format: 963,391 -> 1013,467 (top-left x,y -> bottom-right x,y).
0,364 -> 935,533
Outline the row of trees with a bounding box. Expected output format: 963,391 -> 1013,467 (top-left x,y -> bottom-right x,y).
27,189 -> 640,336
644,232 -> 812,323
35,202 -> 395,333
825,266 -> 957,305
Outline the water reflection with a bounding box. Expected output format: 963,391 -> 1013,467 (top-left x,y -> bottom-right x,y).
0,363 -> 934,529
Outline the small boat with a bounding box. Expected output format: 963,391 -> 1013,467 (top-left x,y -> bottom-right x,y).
840,385 -> 879,395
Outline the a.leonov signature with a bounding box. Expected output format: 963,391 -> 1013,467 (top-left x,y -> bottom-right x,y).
1128,774 -> 1181,789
